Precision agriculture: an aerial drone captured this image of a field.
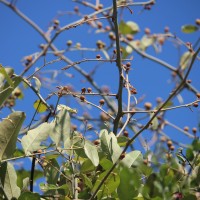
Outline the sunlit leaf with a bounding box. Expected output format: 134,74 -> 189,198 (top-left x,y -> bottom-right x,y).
0,64 -> 14,87
50,108 -> 71,149
117,136 -> 129,147
32,76 -> 41,92
122,150 -> 142,168
33,99 -> 48,113
0,162 -> 21,199
40,183 -> 68,191
179,51 -> 193,70
140,36 -> 155,51
21,122 -> 54,153
181,25 -> 198,33
99,157 -> 113,170
186,148 -> 194,161
0,111 -> 26,160
119,20 -> 134,34
100,129 -> 122,163
0,67 -> 14,88
126,21 -> 140,34
84,140 -> 99,166
126,40 -> 140,54
57,104 -> 77,114
0,76 -> 22,107
149,113 -> 159,130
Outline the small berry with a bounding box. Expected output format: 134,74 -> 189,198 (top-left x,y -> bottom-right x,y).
84,15 -> 89,20
184,126 -> 189,132
37,149 -> 43,153
74,6 -> 79,13
193,102 -> 198,107
97,21 -> 102,29
100,112 -> 110,121
123,130 -> 129,137
99,99 -> 105,106
165,153 -> 172,159
192,127 -> 197,134
105,26 -> 111,31
94,140 -> 100,145
195,18 -> 200,26
66,40 -> 72,46
126,34 -> 133,41
26,55 -> 33,63
98,4 -> 103,9
120,153 -> 126,160
144,102 -> 152,110
96,54 -> 101,59
75,187 -> 81,192
196,93 -> 200,98
144,28 -> 151,35
167,140 -> 173,147
158,37 -> 165,45
71,125 -> 77,131
160,136 -> 167,142
130,88 -> 137,94
143,159 -> 148,165
80,95 -> 85,102
109,32 -> 116,40
87,88 -> 92,93
170,145 -> 175,151
126,62 -> 131,68
53,19 -> 60,26
164,26 -> 169,33
81,88 -> 86,94
156,97 -> 162,104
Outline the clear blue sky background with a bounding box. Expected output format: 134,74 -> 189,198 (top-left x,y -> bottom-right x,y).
0,0 -> 200,193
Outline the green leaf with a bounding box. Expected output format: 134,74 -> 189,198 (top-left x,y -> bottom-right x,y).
0,67 -> 14,88
99,157 -> 113,170
186,147 -> 194,161
84,140 -> 99,166
21,122 -> 53,153
0,64 -> 14,87
0,162 -> 21,199
0,111 -> 26,160
126,21 -> 140,34
117,136 -> 128,147
92,168 -> 120,197
44,158 -> 60,184
81,158 -> 96,173
119,20 -> 134,34
179,51 -> 193,70
140,35 -> 155,51
32,76 -> 41,92
100,130 -> 122,163
18,191 -> 40,200
122,150 -> 142,168
81,174 -> 93,189
57,104 -> 77,114
150,113 -> 159,130
50,108 -> 71,149
40,183 -> 68,191
0,76 -> 22,107
126,40 -> 140,54
33,99 -> 48,113
118,167 -> 141,200
181,24 -> 198,33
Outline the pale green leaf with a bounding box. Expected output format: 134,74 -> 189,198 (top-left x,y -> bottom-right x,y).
0,111 -> 26,160
119,20 -> 134,34
181,24 -> 198,33
150,113 -> 159,130
0,76 -> 22,107
84,140 -> 99,166
21,122 -> 53,153
126,21 -> 140,34
140,35 -> 155,51
179,51 -> 193,70
122,150 -> 142,168
57,104 -> 77,114
33,99 -> 48,113
50,108 -> 71,149
40,183 -> 68,192
81,158 -> 96,173
100,130 -> 122,163
81,174 -> 93,189
126,40 -> 140,54
0,64 -> 14,88
32,76 -> 41,92
0,162 -> 21,199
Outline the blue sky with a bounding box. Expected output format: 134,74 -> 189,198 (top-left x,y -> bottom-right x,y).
0,0 -> 200,193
